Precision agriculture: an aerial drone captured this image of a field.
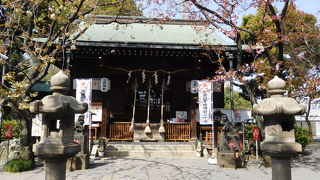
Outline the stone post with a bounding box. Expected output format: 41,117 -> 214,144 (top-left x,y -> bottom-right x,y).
253,76 -> 306,180
30,71 -> 88,180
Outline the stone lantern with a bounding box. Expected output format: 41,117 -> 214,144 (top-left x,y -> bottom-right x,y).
30,71 -> 88,180
253,76 -> 306,180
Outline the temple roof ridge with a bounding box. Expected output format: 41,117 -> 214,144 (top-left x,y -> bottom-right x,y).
75,16 -> 236,48
94,15 -> 215,26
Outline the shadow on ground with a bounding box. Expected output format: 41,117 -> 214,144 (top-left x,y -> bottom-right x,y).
292,144 -> 320,172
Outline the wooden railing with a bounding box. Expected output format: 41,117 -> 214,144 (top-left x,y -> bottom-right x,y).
203,127 -> 222,145
165,123 -> 191,141
109,122 -> 133,140
204,132 -> 215,145
109,122 -> 191,141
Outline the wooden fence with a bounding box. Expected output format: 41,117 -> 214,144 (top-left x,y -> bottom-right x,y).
204,131 -> 220,145
109,122 -> 191,141
109,122 -> 133,140
165,123 -> 191,141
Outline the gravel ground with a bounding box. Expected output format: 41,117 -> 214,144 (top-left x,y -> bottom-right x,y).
0,144 -> 319,180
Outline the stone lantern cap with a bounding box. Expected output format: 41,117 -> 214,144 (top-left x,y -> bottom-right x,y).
253,76 -> 306,116
50,70 -> 70,92
29,71 -> 88,116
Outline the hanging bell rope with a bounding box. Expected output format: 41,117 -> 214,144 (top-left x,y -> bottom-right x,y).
129,78 -> 138,132
144,79 -> 152,134
159,79 -> 166,133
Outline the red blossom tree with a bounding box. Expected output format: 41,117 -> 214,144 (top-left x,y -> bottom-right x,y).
139,0 -> 320,138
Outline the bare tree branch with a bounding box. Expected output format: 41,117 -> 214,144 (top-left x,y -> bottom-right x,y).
28,61 -> 51,92
267,2 -> 284,61
39,20 -> 57,52
201,10 -> 222,29
238,27 -> 257,39
72,26 -> 89,41
281,0 -> 290,20
188,0 -> 236,28
212,0 -> 229,13
68,0 -> 86,22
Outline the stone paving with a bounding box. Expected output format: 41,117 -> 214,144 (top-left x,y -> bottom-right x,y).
0,144 -> 319,180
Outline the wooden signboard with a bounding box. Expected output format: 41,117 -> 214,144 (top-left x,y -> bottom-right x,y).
253,127 -> 261,141
5,123 -> 13,138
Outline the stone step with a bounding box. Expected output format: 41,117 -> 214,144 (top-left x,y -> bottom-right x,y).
106,144 -> 195,151
105,150 -> 197,158
104,142 -> 197,158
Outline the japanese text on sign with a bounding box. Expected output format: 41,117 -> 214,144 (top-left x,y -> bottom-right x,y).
198,81 -> 213,125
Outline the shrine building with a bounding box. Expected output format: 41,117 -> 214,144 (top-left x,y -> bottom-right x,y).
67,16 -> 241,142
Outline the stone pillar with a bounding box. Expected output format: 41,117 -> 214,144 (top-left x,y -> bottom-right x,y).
30,71 -> 88,180
271,157 -> 292,180
253,76 -> 306,180
45,159 -> 67,180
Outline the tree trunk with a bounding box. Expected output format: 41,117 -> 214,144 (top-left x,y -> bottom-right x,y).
236,32 -> 243,69
244,82 -> 257,107
305,98 -> 314,141
242,82 -> 265,137
18,109 -> 35,167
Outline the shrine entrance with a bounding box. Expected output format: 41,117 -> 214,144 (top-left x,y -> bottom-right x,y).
105,72 -> 195,141
134,84 -> 162,123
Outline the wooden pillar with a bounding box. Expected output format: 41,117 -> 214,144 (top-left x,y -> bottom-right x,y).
101,94 -> 109,137
189,90 -> 198,141
101,107 -> 108,137
190,109 -> 197,140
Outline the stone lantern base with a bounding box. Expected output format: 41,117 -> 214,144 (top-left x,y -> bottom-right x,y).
66,133 -> 90,170
260,142 -> 302,154
36,143 -> 80,180
217,152 -> 243,168
35,143 -> 81,159
66,153 -> 89,170
261,142 -> 301,180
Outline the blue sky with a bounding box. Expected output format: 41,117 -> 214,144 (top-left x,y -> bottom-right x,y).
242,0 -> 320,23
233,0 -> 320,25
295,0 -> 320,17
245,0 -> 320,16
141,0 -> 319,23
295,0 -> 320,23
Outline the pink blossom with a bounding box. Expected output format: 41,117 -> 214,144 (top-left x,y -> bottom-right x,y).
256,47 -> 265,54
265,0 -> 275,3
263,29 -> 272,33
226,30 -> 236,38
271,15 -> 280,20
